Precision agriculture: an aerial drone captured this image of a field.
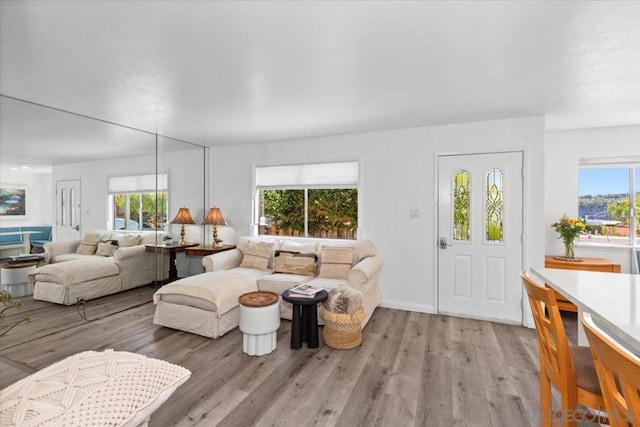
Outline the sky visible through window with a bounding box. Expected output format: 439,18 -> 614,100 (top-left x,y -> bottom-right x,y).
579,168 -> 629,196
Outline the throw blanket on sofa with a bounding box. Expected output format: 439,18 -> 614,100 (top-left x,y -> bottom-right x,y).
153,271 -> 257,317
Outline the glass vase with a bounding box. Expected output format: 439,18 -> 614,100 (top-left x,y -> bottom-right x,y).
563,239 -> 575,259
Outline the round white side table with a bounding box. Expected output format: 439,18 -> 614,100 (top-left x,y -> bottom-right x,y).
1,261 -> 37,297
238,291 -> 281,356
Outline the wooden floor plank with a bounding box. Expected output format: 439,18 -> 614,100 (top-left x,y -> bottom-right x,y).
0,360 -> 31,389
425,314 -> 453,357
486,389 -> 532,427
385,311 -> 430,400
301,319 -> 384,426
416,352 -> 454,426
0,288 -> 553,426
450,340 -> 494,426
491,321 -> 539,373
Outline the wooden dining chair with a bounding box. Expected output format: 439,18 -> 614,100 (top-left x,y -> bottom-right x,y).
521,271 -> 607,426
581,312 -> 640,426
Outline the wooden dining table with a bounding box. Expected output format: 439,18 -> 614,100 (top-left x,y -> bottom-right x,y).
531,267 -> 640,356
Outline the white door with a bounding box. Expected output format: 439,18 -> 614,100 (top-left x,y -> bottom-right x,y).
56,179 -> 81,241
438,152 -> 523,324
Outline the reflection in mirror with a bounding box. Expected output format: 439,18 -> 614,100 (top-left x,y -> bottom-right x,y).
0,95 -> 207,282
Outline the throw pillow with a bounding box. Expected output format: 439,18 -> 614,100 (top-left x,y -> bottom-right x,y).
239,241 -> 274,270
96,240 -> 119,257
274,250 -> 317,276
120,235 -> 141,247
76,233 -> 100,255
318,246 -> 355,280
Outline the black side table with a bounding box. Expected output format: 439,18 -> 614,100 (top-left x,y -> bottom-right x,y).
282,289 -> 329,349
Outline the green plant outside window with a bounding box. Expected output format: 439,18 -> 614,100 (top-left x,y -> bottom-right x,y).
259,188 -> 357,239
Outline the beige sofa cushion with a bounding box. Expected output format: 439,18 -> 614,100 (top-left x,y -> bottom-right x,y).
240,241 -> 274,270
318,246 -> 354,279
274,251 -> 317,275
258,273 -> 313,295
76,233 -> 100,255
52,253 -> 106,263
96,241 -> 118,257
237,237 -> 281,268
318,240 -> 376,264
153,271 -> 258,317
280,240 -> 317,254
120,235 -> 141,247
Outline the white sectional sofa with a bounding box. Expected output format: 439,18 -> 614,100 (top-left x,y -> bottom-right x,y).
152,236 -> 383,339
29,230 -> 167,305
207,236 -> 383,325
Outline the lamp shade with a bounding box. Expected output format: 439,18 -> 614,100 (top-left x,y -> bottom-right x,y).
202,207 -> 226,225
170,207 -> 195,225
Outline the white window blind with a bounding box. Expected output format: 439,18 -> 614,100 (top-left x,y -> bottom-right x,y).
255,162 -> 358,189
108,173 -> 168,194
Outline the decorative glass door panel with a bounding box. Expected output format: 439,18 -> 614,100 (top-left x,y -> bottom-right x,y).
453,170 -> 471,242
485,168 -> 504,243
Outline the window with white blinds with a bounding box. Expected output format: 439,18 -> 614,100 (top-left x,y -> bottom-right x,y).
108,173 -> 168,194
107,173 -> 168,231
255,161 -> 358,189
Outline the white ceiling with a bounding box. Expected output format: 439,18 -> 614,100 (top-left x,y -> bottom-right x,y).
1,0 -> 639,164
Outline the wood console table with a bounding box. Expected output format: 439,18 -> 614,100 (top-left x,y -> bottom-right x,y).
184,244 -> 236,257
146,243 -> 198,282
544,255 -> 621,312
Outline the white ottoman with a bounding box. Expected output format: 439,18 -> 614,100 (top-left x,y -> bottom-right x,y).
238,291 -> 281,356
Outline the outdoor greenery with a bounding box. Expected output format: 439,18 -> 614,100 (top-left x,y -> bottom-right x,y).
114,192 -> 168,229
261,189 -> 357,238
607,195 -> 640,225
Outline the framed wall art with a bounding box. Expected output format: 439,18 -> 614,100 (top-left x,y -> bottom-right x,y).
0,184 -> 28,218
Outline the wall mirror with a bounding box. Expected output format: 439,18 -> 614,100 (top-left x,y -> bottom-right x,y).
0,95 -> 207,281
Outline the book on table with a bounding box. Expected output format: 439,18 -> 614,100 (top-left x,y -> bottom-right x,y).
289,284 -> 322,297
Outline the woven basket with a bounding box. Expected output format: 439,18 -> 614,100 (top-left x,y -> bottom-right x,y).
321,306 -> 365,349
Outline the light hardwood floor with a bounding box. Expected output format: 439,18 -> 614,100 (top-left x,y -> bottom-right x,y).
0,286 -> 590,426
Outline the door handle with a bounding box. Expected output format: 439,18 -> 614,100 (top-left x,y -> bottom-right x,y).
439,237 -> 452,249
73,225 -> 80,231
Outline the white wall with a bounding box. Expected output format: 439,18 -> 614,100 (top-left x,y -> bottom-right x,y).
0,169 -> 53,227
52,148 -> 207,243
545,125 -> 640,273
211,116 -> 546,318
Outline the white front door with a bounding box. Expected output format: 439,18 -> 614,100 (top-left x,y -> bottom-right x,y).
56,179 -> 81,241
437,152 -> 523,324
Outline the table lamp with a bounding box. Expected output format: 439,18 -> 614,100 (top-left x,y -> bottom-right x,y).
202,207 -> 226,246
170,207 -> 195,245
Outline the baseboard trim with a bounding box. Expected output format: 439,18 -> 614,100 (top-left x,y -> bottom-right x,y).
380,300 -> 437,314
